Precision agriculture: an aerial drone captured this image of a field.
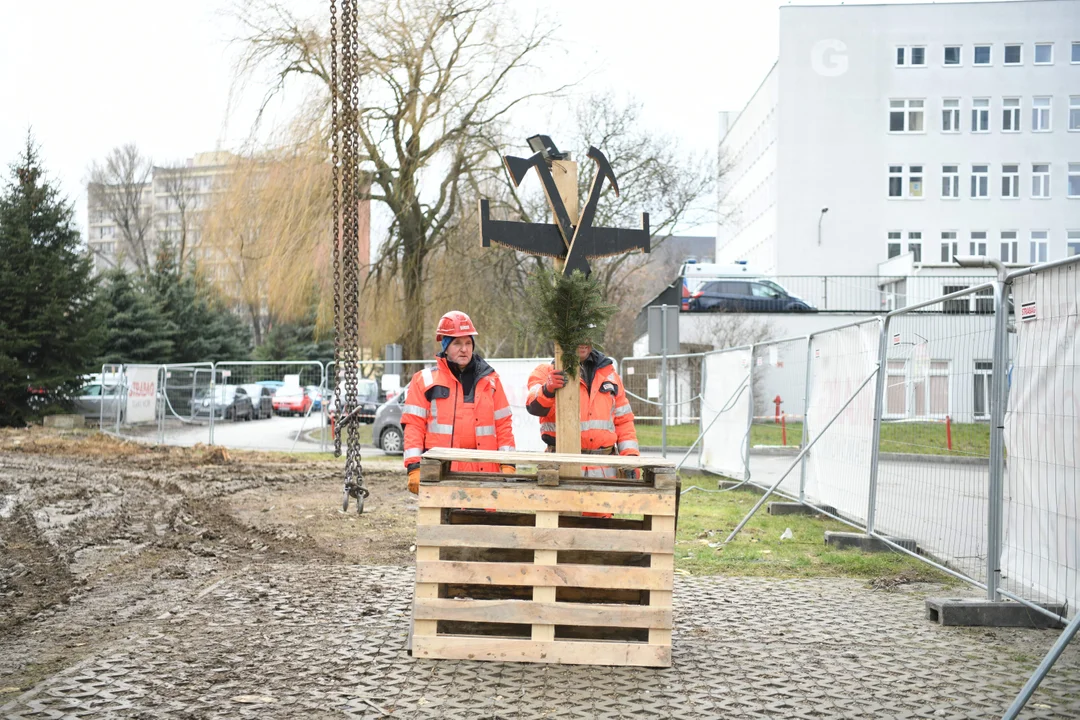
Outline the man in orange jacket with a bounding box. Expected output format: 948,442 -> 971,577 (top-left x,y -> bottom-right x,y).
402,311 -> 516,493
525,344 -> 640,478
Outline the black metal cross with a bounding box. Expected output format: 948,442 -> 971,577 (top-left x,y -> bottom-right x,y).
479,137 -> 650,275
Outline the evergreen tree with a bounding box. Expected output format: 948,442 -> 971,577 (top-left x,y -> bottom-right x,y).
98,267 -> 175,364
148,247 -> 251,363
252,310 -> 333,361
0,137 -> 105,426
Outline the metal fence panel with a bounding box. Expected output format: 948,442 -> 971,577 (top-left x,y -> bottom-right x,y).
207,362 -> 326,452
748,337 -> 809,498
1002,260 -> 1080,614
699,347 -> 752,479
802,320 -> 881,524
872,299 -> 995,585
158,363 -> 215,447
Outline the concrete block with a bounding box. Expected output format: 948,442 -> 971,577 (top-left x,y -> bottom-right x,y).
768,502 -> 838,517
824,531 -> 917,553
925,597 -> 1067,629
43,414 -> 85,429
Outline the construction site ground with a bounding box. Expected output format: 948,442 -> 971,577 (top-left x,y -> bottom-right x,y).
1,428 -> 1078,719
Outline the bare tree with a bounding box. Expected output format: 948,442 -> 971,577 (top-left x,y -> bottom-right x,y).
231,0 -> 567,358
155,162 -> 201,269
88,144 -> 155,276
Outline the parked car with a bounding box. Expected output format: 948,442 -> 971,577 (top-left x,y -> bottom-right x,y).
688,279 -> 816,313
326,378 -> 381,424
371,391 -> 405,454
255,380 -> 286,396
239,383 -> 275,420
273,386 -> 312,416
195,385 -> 254,421
73,381 -> 124,422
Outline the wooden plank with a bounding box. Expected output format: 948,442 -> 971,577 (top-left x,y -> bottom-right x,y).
416,525 -> 675,553
420,457 -> 444,483
412,636 -> 671,667
648,514 -> 675,645
532,511 -> 558,642
414,506 -> 442,637
652,471 -> 677,491
422,447 -> 674,469
416,561 -> 670,590
415,598 -> 672,629
419,485 -> 676,516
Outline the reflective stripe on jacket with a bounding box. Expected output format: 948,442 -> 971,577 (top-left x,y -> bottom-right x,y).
402,355 -> 515,472
525,355 -> 639,457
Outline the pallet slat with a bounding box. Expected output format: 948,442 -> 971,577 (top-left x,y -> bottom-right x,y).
422,447 -> 675,469
419,484 -> 676,515
414,598 -> 672,628
416,525 -> 675,553
412,636 -> 671,667
416,560 -> 673,590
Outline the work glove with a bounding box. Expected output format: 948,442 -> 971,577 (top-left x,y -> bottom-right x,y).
501,464 -> 516,475
408,467 -> 420,494
543,370 -> 568,397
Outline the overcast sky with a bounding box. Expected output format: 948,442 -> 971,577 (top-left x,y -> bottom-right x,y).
1,0 -> 1004,242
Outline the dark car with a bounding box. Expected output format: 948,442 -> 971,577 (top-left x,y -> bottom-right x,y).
239,383 -> 275,420
688,279 -> 816,313
195,385 -> 254,421
326,379 -> 381,424
371,391 -> 405,454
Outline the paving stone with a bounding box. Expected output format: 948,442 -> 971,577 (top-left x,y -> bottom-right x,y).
2,566 -> 1079,719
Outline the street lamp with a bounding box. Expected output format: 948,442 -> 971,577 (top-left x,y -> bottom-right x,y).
817,207 -> 829,245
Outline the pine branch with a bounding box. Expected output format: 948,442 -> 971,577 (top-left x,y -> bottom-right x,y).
522,269 -> 617,378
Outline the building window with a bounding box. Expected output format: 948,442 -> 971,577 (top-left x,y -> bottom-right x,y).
908,165 -> 923,198
1071,97 -> 1080,131
940,231 -> 958,263
1032,97 -> 1052,131
1003,97 -> 1021,132
889,99 -> 924,132
887,231 -> 902,259
1030,231 -> 1049,263
896,46 -> 926,66
1034,43 -> 1053,64
908,231 -> 922,262
1073,42 -> 1080,63
888,165 -> 922,198
970,164 -> 989,198
943,285 -> 971,315
888,165 -> 903,197
885,359 -> 951,419
941,164 -> 960,198
1069,163 -> 1080,198
942,99 -> 960,132
1000,231 -> 1018,263
944,45 -> 961,66
974,45 -> 991,65
970,231 -> 988,256
1004,44 -> 1022,65
973,361 -> 993,419
971,98 -> 990,132
1068,231 -> 1080,256
1032,164 -> 1051,198
1001,164 -> 1020,198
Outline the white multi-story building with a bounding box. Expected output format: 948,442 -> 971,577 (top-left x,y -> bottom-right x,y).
716,0 -> 1080,277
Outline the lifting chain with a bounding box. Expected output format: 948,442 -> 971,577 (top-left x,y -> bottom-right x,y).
331,0 -> 368,513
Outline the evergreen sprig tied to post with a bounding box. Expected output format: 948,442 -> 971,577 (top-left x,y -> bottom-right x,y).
524,269 -> 617,378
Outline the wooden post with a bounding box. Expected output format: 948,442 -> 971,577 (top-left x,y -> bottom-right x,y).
551,158 -> 581,476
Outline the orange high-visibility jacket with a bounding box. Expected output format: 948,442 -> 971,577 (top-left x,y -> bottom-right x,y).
525,353 -> 640,459
402,354 -> 515,473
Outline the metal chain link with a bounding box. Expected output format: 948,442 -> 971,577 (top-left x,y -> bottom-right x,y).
332,0 -> 367,511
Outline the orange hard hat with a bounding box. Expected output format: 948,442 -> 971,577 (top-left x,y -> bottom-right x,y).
435,311 -> 478,341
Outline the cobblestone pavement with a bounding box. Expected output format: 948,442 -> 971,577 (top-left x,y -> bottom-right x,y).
3,566 -> 1078,719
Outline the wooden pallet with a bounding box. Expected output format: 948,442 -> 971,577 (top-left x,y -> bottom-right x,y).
411,449 -> 677,667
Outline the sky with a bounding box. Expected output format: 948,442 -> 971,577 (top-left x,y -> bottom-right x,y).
0,0 -> 1007,243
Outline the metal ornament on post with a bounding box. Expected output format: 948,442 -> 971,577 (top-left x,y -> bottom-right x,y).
330,0 -> 367,513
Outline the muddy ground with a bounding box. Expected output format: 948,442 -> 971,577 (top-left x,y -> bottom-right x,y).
0,428 -> 413,701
